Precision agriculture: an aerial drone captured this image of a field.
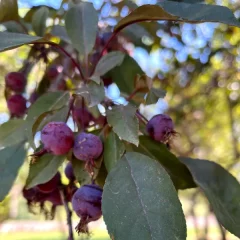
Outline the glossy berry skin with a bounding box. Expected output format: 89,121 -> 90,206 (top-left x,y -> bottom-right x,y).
73,132 -> 103,161
37,172 -> 61,193
146,114 -> 174,143
41,122 -> 74,155
72,107 -> 94,129
5,72 -> 26,92
64,162 -> 75,182
72,184 -> 102,220
7,94 -> 27,117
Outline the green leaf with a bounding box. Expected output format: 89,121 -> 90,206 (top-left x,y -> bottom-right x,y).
180,157 -> 240,238
26,91 -> 70,149
95,162 -> 108,188
0,0 -> 18,23
3,21 -> 24,33
106,104 -> 139,146
72,153 -> 103,185
65,2 -> 98,56
32,6 -> 49,36
0,32 -> 43,52
0,119 -> 26,148
106,55 -> 143,94
133,136 -> 196,189
115,1 -> 240,32
26,154 -> 65,189
0,143 -> 26,201
102,152 -> 186,240
104,131 -> 125,172
146,88 -> 166,105
51,25 -> 71,43
76,81 -> 105,107
71,158 -> 91,185
92,51 -> 125,79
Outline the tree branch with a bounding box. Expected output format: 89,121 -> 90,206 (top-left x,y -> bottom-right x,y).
59,188 -> 74,240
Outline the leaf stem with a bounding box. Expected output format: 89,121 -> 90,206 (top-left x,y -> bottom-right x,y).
15,20 -> 28,34
90,30 -> 120,76
126,88 -> 140,102
136,110 -> 148,125
32,41 -> 86,81
59,188 -> 74,240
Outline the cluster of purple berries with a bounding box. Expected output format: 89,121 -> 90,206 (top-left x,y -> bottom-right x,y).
23,164 -> 102,233
40,122 -> 103,168
5,72 -> 27,118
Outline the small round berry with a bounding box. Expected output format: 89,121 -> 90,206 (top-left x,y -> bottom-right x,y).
5,72 -> 26,92
41,122 -> 74,155
72,107 -> 94,129
37,172 -> 61,193
73,132 -> 103,161
146,114 -> 174,143
64,162 -> 75,182
47,66 -> 59,79
7,94 -> 27,117
72,184 -> 102,233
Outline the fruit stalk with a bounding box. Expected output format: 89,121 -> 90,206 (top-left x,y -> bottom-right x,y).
59,188 -> 74,240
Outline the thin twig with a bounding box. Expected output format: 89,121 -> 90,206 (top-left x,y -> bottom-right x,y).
216,219 -> 226,240
59,188 -> 74,240
90,31 -> 120,76
32,41 -> 85,81
136,110 -> 148,125
126,88 -> 140,102
15,20 -> 28,33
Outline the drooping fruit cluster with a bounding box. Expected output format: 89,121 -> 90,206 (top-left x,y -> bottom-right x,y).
73,132 -> 103,173
146,114 -> 175,143
41,122 -> 74,156
72,184 -> 103,234
22,168 -> 77,219
5,72 -> 27,118
37,172 -> 61,193
35,121 -> 103,176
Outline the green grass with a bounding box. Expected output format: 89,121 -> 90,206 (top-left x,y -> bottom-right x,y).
0,230 -> 110,240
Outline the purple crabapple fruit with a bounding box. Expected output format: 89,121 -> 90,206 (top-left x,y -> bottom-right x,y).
47,66 -> 59,79
72,184 -> 102,234
146,114 -> 175,143
73,132 -> 103,161
41,122 -> 74,155
5,72 -> 26,92
37,172 -> 61,193
64,162 -> 75,182
7,94 -> 27,117
72,107 -> 94,129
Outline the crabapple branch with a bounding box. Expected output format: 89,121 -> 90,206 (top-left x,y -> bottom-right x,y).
59,188 -> 74,240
